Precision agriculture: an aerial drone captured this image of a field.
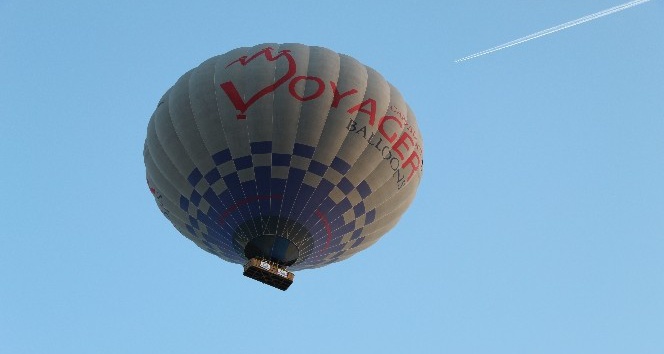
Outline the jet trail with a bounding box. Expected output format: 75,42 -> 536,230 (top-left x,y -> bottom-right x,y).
455,0 -> 652,63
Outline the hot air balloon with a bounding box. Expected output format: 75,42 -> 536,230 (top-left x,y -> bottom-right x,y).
144,43 -> 423,290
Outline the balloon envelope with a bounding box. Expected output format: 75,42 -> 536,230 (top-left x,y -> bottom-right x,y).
144,43 -> 423,271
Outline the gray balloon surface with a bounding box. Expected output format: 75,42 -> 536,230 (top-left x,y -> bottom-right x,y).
144,43 -> 423,270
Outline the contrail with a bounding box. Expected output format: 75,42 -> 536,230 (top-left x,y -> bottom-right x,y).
455,0 -> 653,63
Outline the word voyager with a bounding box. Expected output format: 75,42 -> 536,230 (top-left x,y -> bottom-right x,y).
218,47 -> 423,189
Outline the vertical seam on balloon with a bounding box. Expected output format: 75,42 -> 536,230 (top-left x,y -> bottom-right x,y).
285,48 -> 343,263
270,42 -> 309,258
187,65 -> 260,249
259,43 -> 279,237
313,209 -> 332,251
281,45 -> 329,253
211,47 -> 260,249
234,44 -> 267,241
210,53 -> 261,248
145,151 -> 191,231
266,45 -> 276,238
147,100 -> 203,222
282,45 -> 315,242
226,47 -> 265,246
289,55 -> 370,259
295,57 -> 371,259
166,71 -> 247,256
146,112 -> 242,261
271,44 -> 308,242
184,61 -> 246,244
214,47 -> 268,249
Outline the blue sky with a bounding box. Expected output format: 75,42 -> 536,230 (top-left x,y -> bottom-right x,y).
1,1 -> 663,353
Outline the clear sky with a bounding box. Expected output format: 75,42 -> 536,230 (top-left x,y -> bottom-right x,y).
1,1 -> 663,353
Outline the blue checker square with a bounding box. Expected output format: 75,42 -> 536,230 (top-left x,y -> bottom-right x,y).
353,202 -> 365,217
351,228 -> 363,240
307,160 -> 328,176
350,237 -> 364,249
325,243 -> 345,254
334,198 -> 352,214
356,180 -> 371,198
270,177 -> 287,192
287,167 -> 306,182
272,153 -> 292,166
196,209 -> 214,227
285,169 -> 306,196
202,240 -> 213,250
254,165 -> 270,181
314,179 -> 335,201
203,188 -> 222,210
254,166 -> 271,193
365,209 -> 376,224
187,168 -> 203,186
317,198 -> 336,214
179,195 -> 189,211
234,156 -> 253,170
337,177 -> 354,194
293,143 -> 315,158
212,149 -> 232,165
222,173 -> 241,191
186,224 -> 196,235
250,141 -> 272,154
331,157 -> 351,174
188,215 -> 199,230
204,168 -> 221,184
332,251 -> 347,259
189,190 -> 202,206
336,220 -> 355,235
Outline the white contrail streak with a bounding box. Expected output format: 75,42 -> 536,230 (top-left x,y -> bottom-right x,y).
455,0 -> 653,63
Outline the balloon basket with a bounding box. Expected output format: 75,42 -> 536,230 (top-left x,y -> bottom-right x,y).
243,258 -> 294,291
